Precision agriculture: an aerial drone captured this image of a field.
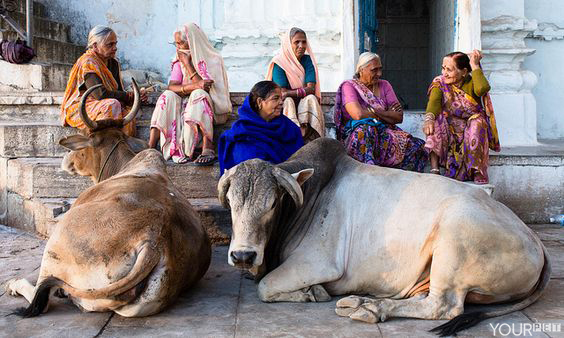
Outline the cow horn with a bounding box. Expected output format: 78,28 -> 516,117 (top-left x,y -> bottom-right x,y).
218,168 -> 233,209
79,84 -> 102,130
122,78 -> 141,126
273,167 -> 304,208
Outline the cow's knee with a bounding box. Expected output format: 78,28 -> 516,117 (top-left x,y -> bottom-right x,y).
258,280 -> 330,303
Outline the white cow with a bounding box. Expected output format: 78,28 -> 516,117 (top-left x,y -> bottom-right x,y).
218,138 -> 550,335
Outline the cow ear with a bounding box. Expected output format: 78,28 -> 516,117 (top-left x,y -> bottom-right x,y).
291,168 -> 314,186
126,137 -> 149,154
58,135 -> 92,150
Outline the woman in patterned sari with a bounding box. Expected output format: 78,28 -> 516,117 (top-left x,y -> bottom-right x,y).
61,25 -> 148,136
423,50 -> 500,184
334,52 -> 428,172
148,23 -> 231,165
266,27 -> 325,142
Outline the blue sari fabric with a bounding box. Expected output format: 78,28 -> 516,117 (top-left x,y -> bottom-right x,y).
218,95 -> 304,175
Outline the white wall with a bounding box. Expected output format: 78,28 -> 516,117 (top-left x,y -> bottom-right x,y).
39,0 -> 181,79
429,0 -> 456,77
524,0 -> 564,140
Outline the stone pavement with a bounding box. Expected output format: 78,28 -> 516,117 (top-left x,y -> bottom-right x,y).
0,224 -> 562,338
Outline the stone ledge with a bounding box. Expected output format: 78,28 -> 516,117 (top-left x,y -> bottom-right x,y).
0,61 -> 73,92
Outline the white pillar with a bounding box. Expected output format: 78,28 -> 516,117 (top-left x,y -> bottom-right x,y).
455,0 -> 481,52
480,0 -> 538,146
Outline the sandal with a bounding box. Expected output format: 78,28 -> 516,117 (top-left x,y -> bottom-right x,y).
430,168 -> 440,175
191,150 -> 217,166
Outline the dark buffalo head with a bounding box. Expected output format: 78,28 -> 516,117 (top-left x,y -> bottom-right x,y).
59,79 -> 148,183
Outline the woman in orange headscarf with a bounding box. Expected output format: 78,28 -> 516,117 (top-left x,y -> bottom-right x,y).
266,27 -> 324,142
60,25 -> 147,136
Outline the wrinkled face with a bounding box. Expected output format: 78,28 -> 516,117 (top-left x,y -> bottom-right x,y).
223,163 -> 282,270
291,32 -> 307,59
257,87 -> 283,122
359,58 -> 383,85
174,31 -> 190,51
442,57 -> 467,85
93,32 -> 118,60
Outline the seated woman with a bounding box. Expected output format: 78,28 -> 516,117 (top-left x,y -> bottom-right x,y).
266,27 -> 324,142
218,81 -> 304,175
148,23 -> 231,165
423,50 -> 500,184
334,52 -> 428,172
61,25 -> 148,136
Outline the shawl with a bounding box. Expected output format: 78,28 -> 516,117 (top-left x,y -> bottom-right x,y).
218,96 -> 304,175
265,29 -> 321,100
174,23 -> 232,123
60,49 -> 123,125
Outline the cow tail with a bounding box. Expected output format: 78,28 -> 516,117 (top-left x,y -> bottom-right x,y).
59,241 -> 160,299
431,243 -> 552,336
12,277 -> 62,318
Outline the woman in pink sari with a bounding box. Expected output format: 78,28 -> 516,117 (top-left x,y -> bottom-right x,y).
334,52 -> 428,172
423,50 -> 500,184
148,23 -> 231,165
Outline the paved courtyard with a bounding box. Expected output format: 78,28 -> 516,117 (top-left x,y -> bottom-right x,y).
0,224 -> 562,338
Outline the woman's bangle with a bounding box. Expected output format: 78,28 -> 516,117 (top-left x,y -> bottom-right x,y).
424,112 -> 436,122
189,72 -> 198,80
297,88 -> 306,98
180,85 -> 187,96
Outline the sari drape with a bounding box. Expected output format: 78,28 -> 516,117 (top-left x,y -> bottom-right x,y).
334,79 -> 428,172
424,76 -> 500,181
60,49 -> 135,136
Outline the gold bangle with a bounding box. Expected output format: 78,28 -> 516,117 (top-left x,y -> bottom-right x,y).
189,72 -> 198,80
424,112 -> 436,121
180,85 -> 187,95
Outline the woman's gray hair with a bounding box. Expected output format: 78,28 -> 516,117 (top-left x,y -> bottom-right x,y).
87,25 -> 115,49
289,27 -> 306,40
354,52 -> 381,78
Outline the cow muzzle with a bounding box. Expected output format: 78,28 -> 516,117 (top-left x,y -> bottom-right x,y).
230,250 -> 258,268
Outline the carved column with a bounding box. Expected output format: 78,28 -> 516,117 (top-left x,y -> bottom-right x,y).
480,9 -> 539,146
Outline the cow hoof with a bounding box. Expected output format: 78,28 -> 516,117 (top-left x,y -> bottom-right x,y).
350,307 -> 378,323
335,307 -> 356,317
336,295 -> 364,308
5,278 -> 20,296
311,285 -> 331,302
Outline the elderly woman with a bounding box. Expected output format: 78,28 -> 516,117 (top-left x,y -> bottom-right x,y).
266,27 -> 324,142
334,52 -> 428,172
148,23 -> 231,165
423,50 -> 500,184
218,81 -> 303,175
61,25 -> 148,136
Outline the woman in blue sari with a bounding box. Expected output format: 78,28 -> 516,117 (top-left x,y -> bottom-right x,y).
219,81 -> 304,175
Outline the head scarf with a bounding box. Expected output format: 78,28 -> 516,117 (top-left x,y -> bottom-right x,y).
218,95 -> 304,175
173,23 -> 232,123
265,28 -> 321,100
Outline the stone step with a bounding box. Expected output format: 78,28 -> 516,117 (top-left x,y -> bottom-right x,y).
0,61 -> 72,91
8,0 -> 49,19
0,91 -> 63,121
6,195 -> 231,240
0,121 -> 76,157
7,156 -> 220,200
0,10 -> 70,43
0,32 -> 85,64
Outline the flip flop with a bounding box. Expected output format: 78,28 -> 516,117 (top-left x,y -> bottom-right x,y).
191,152 -> 217,166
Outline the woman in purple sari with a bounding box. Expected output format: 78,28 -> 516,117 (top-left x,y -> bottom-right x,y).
334,52 -> 428,172
422,50 -> 500,184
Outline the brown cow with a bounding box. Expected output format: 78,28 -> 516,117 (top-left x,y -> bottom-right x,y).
5,81 -> 211,317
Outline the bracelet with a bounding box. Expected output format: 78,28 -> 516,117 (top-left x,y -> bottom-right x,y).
180,85 -> 187,95
297,88 -> 306,98
424,112 -> 436,122
189,72 -> 198,80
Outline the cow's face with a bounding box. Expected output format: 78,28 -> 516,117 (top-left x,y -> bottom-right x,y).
218,160 -> 313,270
59,128 -> 147,182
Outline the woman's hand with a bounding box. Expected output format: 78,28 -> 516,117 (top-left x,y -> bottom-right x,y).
177,50 -> 192,67
423,119 -> 434,136
139,88 -> 149,103
197,79 -> 214,92
469,49 -> 483,70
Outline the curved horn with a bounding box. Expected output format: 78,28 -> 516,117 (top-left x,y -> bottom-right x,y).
79,84 -> 103,130
122,78 -> 141,126
273,167 -> 304,208
218,168 -> 233,209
